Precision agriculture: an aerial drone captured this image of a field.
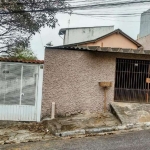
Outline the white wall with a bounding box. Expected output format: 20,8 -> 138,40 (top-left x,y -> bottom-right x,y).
139,9 -> 150,38
64,26 -> 114,45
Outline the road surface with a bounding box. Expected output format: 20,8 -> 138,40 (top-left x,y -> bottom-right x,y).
1,130 -> 150,150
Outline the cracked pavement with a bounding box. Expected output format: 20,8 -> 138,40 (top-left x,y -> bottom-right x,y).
1,129 -> 150,150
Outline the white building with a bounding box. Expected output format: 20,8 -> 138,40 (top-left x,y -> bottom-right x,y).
139,9 -> 150,38
59,26 -> 114,45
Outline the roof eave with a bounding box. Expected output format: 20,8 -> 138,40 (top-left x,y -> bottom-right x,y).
46,46 -> 150,55
59,29 -> 66,35
117,30 -> 142,48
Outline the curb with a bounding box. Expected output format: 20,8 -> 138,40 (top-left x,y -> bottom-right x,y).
55,122 -> 150,137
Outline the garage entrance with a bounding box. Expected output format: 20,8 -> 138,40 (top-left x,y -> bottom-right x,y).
0,62 -> 43,122
114,58 -> 150,103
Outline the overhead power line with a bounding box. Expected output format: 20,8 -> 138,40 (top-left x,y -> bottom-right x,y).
0,0 -> 149,18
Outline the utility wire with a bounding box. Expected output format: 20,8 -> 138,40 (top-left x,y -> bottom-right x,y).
0,0 -> 149,18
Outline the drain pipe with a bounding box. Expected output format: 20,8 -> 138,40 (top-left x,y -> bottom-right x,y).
51,102 -> 56,119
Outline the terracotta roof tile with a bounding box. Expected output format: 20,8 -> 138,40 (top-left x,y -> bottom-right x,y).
0,58 -> 44,64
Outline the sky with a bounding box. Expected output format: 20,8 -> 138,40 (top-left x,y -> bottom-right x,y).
30,4 -> 150,60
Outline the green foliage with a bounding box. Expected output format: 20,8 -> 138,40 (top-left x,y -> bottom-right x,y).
0,1 -> 70,54
10,47 -> 37,60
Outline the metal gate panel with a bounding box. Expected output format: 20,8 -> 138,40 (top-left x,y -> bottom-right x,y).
5,64 -> 21,105
19,105 -> 36,121
115,58 -> 150,103
21,65 -> 38,106
0,105 -> 36,121
0,105 -> 19,121
0,63 -> 39,121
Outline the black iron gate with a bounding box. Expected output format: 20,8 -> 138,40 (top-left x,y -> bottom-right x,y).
114,58 -> 150,103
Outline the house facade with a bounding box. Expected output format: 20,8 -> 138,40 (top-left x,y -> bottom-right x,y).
42,47 -> 150,118
42,29 -> 147,118
67,29 -> 142,49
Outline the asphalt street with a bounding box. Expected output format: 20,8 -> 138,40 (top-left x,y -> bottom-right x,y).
1,130 -> 150,150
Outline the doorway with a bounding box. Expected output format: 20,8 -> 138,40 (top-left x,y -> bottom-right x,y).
114,58 -> 150,103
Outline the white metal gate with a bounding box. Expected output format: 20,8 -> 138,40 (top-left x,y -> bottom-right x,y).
0,62 -> 39,121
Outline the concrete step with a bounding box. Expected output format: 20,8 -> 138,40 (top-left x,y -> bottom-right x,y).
110,102 -> 150,125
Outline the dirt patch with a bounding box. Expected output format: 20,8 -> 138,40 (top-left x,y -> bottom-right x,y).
0,121 -> 50,135
138,116 -> 150,123
0,112 -> 120,136
61,124 -> 78,131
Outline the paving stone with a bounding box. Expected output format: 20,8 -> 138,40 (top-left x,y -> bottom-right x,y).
0,135 -> 9,141
104,120 -> 119,126
15,133 -> 32,141
7,132 -> 17,137
0,129 -> 13,136
16,130 -> 30,134
0,130 -> 6,136
117,125 -> 126,130
26,135 -> 43,142
5,138 -> 19,144
0,141 -> 4,145
43,135 -> 52,140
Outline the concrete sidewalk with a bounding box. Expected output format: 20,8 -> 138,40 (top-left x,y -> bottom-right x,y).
47,112 -> 121,133
110,102 -> 150,124
0,112 -> 120,145
1,108 -> 150,145
0,121 -> 57,145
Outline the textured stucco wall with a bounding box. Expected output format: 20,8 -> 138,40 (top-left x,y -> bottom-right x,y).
42,49 -> 150,118
81,33 -> 138,49
64,26 -> 114,45
137,34 -> 150,50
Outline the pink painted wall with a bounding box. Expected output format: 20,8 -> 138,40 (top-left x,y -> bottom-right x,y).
81,33 -> 138,49
42,49 -> 150,118
137,35 -> 150,50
